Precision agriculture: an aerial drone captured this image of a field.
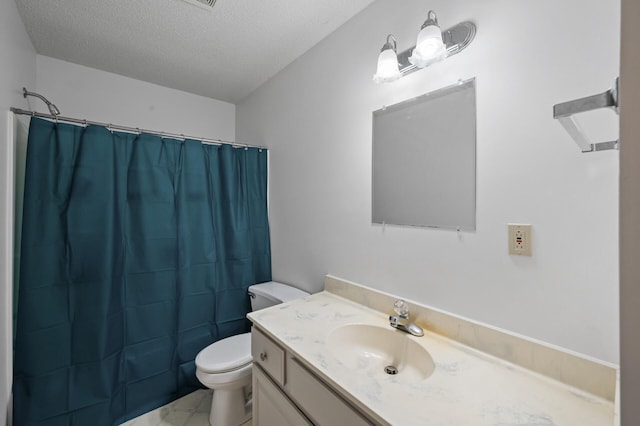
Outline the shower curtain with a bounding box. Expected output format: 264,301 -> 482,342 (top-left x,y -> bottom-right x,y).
13,117 -> 272,425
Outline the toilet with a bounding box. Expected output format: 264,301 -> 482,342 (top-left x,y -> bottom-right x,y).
195,281 -> 309,426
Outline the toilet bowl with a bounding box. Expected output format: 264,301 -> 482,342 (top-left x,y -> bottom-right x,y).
195,333 -> 253,426
195,281 -> 309,426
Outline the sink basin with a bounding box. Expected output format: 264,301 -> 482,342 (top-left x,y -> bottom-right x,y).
327,324 -> 435,383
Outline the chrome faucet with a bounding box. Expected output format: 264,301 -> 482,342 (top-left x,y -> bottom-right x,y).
389,300 -> 424,337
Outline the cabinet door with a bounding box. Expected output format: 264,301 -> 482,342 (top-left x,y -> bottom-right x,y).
253,364 -> 311,426
286,357 -> 373,426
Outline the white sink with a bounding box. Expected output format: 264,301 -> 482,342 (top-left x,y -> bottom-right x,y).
327,324 -> 435,383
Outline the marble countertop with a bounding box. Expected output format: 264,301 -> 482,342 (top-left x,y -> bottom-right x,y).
248,291 -> 615,426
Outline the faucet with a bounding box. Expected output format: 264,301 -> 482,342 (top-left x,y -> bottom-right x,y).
389,300 -> 424,337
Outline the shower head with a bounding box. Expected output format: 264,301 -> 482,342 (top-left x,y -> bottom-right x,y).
47,102 -> 61,116
23,88 -> 61,116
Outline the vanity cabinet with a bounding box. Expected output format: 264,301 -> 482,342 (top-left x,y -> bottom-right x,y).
251,327 -> 375,426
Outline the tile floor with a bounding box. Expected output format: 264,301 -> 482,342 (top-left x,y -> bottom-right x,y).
119,389 -> 252,426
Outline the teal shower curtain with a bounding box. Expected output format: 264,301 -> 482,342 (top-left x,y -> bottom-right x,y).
13,117 -> 271,425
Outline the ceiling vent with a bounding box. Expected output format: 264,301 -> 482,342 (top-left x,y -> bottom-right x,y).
180,0 -> 217,10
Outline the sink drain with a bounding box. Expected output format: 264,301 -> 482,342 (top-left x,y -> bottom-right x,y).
384,365 -> 398,375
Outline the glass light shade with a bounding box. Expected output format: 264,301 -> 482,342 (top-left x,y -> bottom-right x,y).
373,48 -> 402,83
408,24 -> 446,68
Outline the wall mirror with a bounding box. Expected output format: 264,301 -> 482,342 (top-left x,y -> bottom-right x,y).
372,78 -> 477,230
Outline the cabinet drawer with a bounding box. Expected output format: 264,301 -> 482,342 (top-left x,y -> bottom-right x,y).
252,327 -> 285,386
286,356 -> 373,426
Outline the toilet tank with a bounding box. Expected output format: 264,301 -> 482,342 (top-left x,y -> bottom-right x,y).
248,281 -> 309,311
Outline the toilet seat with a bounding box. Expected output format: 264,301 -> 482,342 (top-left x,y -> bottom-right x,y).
195,332 -> 252,374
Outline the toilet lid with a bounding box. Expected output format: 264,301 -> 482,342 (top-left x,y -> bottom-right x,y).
195,332 -> 252,373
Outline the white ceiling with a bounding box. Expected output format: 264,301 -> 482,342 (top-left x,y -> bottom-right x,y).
14,0 -> 376,104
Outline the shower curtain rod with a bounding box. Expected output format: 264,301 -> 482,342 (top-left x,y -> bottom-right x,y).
9,107 -> 266,150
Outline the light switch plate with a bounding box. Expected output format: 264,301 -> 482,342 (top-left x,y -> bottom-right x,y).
508,224 -> 532,256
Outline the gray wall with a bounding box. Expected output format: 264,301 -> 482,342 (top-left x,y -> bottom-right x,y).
237,0 -> 620,363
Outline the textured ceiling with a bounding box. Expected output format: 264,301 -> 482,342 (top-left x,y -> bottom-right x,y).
15,0 -> 376,104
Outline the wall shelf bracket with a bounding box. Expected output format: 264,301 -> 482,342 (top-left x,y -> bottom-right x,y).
553,77 -> 619,153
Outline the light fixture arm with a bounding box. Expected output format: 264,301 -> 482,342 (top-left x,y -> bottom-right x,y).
421,10 -> 439,29
381,34 -> 398,52
23,87 -> 61,116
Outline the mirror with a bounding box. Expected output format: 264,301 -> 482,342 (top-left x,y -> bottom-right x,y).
372,78 -> 477,230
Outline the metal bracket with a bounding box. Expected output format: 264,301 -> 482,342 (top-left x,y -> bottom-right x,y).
553,78 -> 619,153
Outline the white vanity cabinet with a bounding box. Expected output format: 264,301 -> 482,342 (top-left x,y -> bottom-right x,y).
251,327 -> 375,426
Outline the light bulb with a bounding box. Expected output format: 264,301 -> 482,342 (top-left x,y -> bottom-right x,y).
409,11 -> 447,68
373,48 -> 402,83
373,34 -> 402,83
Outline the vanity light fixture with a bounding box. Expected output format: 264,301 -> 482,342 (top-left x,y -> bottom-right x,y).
373,10 -> 476,83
